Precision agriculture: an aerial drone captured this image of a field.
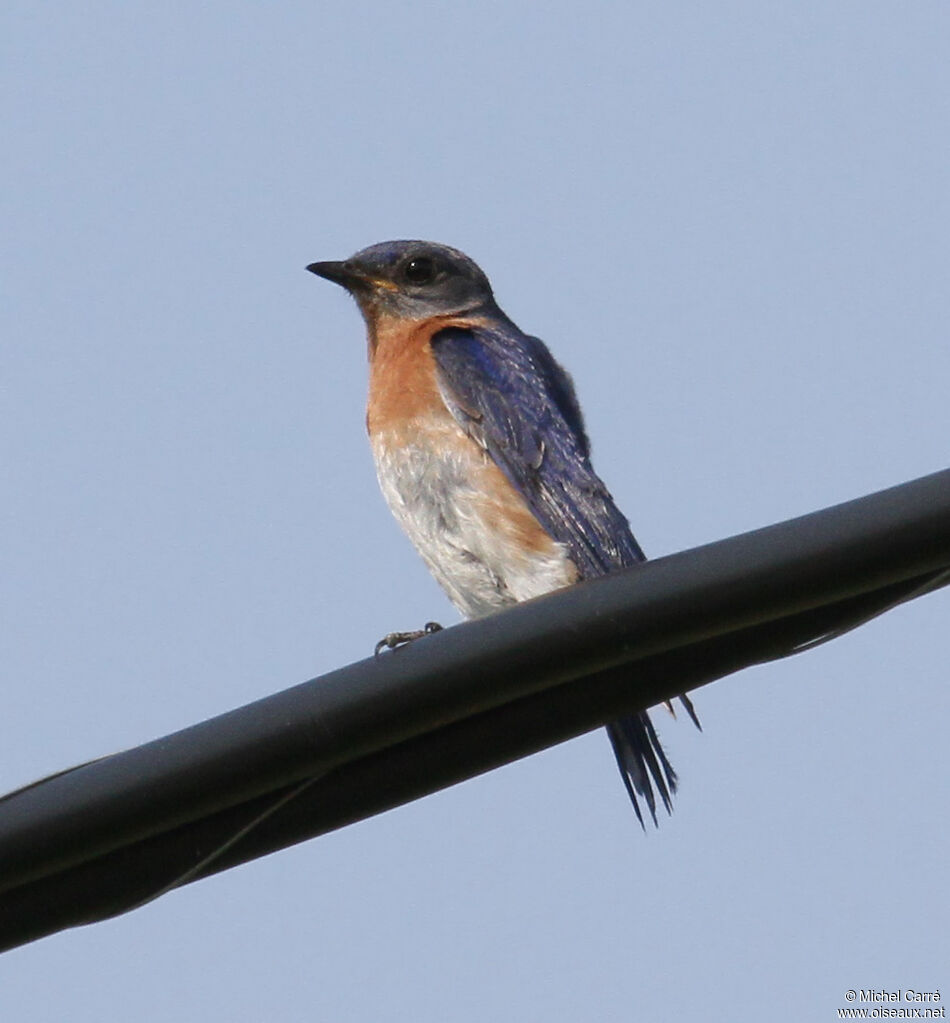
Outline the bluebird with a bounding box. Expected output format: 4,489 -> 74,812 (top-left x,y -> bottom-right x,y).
307,241 -> 698,827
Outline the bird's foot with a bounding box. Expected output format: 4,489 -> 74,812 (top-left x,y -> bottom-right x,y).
374,621 -> 443,657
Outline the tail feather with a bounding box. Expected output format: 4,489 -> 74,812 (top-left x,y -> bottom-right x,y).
678,693 -> 702,731
606,709 -> 685,829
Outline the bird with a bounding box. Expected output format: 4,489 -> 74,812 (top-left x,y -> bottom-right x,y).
307,240 -> 698,827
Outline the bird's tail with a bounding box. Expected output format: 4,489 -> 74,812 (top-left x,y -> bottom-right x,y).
607,696 -> 699,828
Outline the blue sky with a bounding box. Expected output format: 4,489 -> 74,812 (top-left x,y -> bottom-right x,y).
2,3 -> 948,1020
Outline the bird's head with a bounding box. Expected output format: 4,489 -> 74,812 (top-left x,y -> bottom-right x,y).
307,240 -> 497,323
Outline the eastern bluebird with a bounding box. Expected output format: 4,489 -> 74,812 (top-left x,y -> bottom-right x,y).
307,241 -> 699,827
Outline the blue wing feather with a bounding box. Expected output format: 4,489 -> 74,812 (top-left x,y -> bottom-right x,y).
431,322 -> 687,827
431,323 -> 645,576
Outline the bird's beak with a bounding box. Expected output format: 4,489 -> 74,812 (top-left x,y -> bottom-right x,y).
306,260 -> 399,293
306,260 -> 359,288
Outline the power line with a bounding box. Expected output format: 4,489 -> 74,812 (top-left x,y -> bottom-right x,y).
0,467 -> 948,952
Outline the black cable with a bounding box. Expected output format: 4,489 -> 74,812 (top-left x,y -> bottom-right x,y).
0,468 -> 947,951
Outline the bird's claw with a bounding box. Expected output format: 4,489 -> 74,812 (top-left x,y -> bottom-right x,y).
374,621 -> 443,657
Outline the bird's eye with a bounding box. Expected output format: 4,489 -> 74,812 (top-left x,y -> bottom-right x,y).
403,256 -> 438,285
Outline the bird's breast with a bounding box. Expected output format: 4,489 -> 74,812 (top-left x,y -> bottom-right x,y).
365,315 -> 577,618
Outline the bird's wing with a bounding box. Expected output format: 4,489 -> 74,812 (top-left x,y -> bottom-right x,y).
430,323 -> 645,577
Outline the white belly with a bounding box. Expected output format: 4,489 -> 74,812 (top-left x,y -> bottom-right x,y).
371,425 -> 576,620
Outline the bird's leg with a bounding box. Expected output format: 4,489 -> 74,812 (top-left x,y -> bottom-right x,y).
374,621 -> 443,657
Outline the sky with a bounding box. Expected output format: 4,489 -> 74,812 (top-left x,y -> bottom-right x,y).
2,2 -> 948,1020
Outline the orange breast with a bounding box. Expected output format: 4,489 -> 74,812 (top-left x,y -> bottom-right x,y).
366,315 -> 455,441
